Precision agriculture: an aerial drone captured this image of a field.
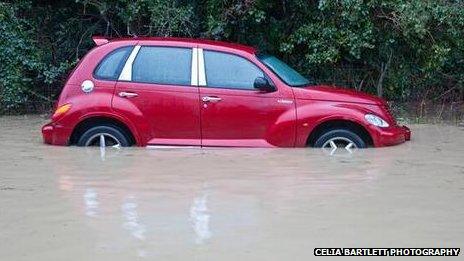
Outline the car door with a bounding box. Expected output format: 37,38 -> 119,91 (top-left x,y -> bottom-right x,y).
198,49 -> 296,147
112,44 -> 201,146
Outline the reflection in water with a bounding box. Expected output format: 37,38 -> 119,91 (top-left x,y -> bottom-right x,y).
30,123 -> 463,259
190,189 -> 212,244
84,188 -> 99,218
4,117 -> 463,260
57,146 -> 405,257
100,146 -> 106,161
322,146 -> 357,156
121,196 -> 148,258
96,145 -> 121,161
121,196 -> 147,241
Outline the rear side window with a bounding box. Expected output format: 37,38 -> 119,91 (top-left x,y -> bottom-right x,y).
204,50 -> 264,90
132,46 -> 192,85
94,46 -> 133,80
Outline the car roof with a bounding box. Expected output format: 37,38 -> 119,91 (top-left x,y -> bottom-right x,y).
93,36 -> 257,54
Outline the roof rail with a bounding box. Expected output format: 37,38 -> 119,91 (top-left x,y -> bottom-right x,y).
92,36 -> 109,46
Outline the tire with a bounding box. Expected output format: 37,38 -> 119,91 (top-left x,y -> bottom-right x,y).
77,125 -> 131,147
313,129 -> 366,149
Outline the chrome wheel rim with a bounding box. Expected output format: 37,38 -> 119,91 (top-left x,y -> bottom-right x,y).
84,133 -> 121,148
322,137 -> 357,154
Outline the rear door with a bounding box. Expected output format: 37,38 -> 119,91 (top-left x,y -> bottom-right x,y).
112,44 -> 201,146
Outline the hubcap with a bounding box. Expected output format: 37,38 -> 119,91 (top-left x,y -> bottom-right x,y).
322,137 -> 357,154
84,133 -> 121,148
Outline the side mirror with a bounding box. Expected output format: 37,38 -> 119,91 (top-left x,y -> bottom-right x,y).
253,77 -> 276,92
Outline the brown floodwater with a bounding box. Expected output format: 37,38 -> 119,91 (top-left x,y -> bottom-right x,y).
0,115 -> 463,260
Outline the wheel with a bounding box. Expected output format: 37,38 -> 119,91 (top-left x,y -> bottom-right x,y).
313,129 -> 366,149
77,125 -> 131,147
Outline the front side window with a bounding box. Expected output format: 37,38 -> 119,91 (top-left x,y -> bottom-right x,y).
132,46 -> 192,85
204,50 -> 264,90
94,46 -> 133,80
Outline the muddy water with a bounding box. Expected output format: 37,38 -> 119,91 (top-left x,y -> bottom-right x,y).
0,115 -> 463,260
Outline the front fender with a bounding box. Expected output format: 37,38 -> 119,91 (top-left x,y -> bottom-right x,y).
295,100 -> 375,147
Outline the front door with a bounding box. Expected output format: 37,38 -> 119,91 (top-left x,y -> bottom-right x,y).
112,45 -> 201,146
198,49 -> 295,147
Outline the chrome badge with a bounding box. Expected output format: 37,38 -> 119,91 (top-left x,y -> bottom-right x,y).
277,99 -> 293,104
81,80 -> 94,93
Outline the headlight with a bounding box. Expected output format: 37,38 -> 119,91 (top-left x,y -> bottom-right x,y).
365,114 -> 389,127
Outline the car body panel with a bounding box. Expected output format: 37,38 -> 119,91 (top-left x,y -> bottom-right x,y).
113,82 -> 201,146
293,85 -> 384,105
199,87 -> 296,147
42,37 -> 410,148
294,100 -> 372,147
197,44 -> 296,147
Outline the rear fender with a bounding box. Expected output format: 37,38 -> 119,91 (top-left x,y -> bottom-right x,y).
75,111 -> 142,146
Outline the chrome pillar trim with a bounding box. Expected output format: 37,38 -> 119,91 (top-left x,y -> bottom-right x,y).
118,45 -> 141,81
198,48 -> 206,86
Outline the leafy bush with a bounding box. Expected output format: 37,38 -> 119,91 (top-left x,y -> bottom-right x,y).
0,0 -> 463,113
0,2 -> 37,111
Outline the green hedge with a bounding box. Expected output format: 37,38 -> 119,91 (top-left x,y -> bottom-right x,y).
1,0 -> 463,113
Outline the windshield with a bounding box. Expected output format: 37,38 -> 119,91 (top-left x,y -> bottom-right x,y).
258,55 -> 310,87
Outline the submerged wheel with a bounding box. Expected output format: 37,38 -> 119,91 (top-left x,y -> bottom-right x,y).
314,129 -> 366,149
77,125 -> 131,147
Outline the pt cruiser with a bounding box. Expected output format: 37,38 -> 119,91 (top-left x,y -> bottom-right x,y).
42,36 -> 411,149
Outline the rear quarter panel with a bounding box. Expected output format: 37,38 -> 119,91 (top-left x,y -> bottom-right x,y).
53,40 -> 141,144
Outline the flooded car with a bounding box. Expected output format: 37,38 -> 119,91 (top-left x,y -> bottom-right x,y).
42,36 -> 410,149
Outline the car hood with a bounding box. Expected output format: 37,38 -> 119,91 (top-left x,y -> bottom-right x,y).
293,85 -> 384,105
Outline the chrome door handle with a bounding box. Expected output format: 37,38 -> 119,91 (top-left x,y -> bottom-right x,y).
118,91 -> 138,98
202,96 -> 222,103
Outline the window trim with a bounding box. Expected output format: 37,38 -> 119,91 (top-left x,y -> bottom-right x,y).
118,45 -> 141,81
118,45 -> 196,87
191,47 -> 199,86
198,48 -> 206,86
198,48 -> 273,91
93,45 -> 134,81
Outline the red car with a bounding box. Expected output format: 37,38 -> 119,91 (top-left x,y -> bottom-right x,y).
42,36 -> 410,149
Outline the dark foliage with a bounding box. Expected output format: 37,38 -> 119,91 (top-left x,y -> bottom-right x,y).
1,0 -> 463,113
